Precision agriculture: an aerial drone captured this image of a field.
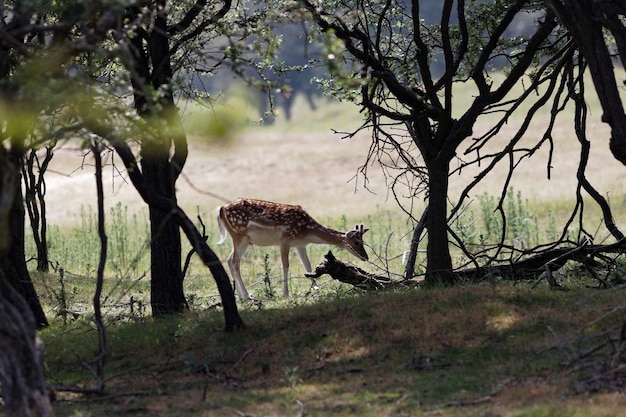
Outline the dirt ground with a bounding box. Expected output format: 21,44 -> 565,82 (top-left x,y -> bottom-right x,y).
42,129 -> 398,227
40,99 -> 626,230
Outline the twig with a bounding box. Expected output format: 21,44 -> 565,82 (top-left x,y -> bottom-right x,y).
182,214 -> 208,278
229,349 -> 254,374
445,395 -> 492,407
296,400 -> 305,417
178,169 -> 231,203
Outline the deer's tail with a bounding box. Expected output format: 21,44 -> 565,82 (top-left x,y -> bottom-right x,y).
216,206 -> 228,245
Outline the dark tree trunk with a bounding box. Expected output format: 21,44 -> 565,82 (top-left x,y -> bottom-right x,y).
142,141 -> 188,315
2,158 -> 48,328
0,270 -> 53,417
404,206 -> 428,280
127,4 -> 189,316
23,148 -> 52,272
86,124 -> 243,330
424,159 -> 455,286
0,147 -> 53,417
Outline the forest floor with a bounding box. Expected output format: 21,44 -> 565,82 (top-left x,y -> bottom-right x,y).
43,284 -> 626,417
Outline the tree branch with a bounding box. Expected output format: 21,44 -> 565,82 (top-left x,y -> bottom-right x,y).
545,0 -> 626,165
85,121 -> 244,331
91,141 -> 107,393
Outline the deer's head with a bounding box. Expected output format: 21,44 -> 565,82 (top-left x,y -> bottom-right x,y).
344,224 -> 369,261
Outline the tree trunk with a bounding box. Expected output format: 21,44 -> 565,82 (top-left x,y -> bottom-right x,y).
86,124 -> 244,330
126,4 -> 190,316
0,147 -> 53,417
404,206 -> 428,280
424,159 -> 455,286
0,271 -> 53,417
141,141 -> 188,315
23,148 -> 52,273
2,159 -> 48,328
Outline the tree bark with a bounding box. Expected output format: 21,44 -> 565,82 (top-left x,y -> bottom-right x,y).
142,141 -> 188,315
87,122 -> 244,331
0,147 -> 53,417
0,272 -> 53,417
307,251 -> 419,290
404,206 -> 428,280
127,3 -> 190,316
118,139 -> 242,330
23,148 -> 52,273
425,159 -> 455,286
2,153 -> 48,328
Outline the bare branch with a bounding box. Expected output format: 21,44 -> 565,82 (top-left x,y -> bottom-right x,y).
91,140 -> 108,393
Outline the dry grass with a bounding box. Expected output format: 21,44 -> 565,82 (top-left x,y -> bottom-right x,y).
43,87 -> 626,241
44,284 -> 626,416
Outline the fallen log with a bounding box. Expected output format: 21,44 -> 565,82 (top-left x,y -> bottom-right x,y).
455,238 -> 626,288
306,251 -> 418,290
310,239 -> 626,292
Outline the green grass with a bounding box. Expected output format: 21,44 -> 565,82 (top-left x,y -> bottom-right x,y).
29,202 -> 412,322
27,192 -> 626,415
28,183 -> 626,325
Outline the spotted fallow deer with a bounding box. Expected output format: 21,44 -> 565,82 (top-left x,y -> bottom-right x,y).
217,198 -> 369,300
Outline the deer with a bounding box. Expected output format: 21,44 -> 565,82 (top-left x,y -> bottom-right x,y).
217,198 -> 369,300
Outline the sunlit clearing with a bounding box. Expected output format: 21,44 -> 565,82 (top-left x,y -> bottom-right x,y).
183,85 -> 258,144
486,312 -> 520,331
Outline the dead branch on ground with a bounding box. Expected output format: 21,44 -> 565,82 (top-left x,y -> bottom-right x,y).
313,237 -> 626,292
455,238 -> 626,289
306,251 -> 419,290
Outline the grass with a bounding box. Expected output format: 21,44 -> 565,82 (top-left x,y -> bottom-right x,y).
29,202 -> 412,321
29,183 -> 626,325
41,284 -> 626,416
30,195 -> 626,415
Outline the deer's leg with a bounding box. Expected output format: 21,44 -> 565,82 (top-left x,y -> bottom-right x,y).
227,238 -> 252,300
296,246 -> 318,290
279,243 -> 291,298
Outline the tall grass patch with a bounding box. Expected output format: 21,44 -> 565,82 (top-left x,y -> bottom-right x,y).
451,187 -> 626,270
28,203 -> 153,322
35,203 -> 151,277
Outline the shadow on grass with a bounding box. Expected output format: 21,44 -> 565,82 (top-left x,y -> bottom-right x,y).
42,284 -> 626,417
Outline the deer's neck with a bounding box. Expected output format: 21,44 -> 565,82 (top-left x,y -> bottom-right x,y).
307,225 -> 346,247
